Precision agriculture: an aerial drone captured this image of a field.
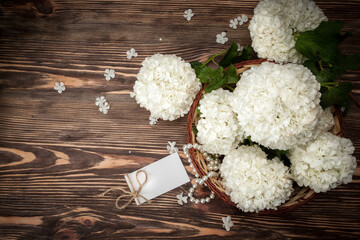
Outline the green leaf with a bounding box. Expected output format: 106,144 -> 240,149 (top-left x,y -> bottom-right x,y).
197,66 -> 221,84
321,82 -> 353,113
333,53 -> 360,78
231,45 -> 253,64
190,61 -> 203,76
219,42 -> 238,68
303,60 -> 319,75
223,64 -> 238,84
193,126 -> 198,135
295,21 -> 351,63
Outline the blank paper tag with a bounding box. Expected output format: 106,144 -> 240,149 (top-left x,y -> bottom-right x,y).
124,153 -> 190,205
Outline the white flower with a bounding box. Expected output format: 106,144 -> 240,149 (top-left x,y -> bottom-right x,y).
126,48 -> 138,60
96,96 -> 110,114
289,132 -> 357,193
184,9 -> 194,21
236,16 -> 244,25
249,0 -> 327,63
196,89 -> 245,155
220,145 -> 293,213
216,32 -> 228,44
149,116 -> 158,125
177,192 -> 188,205
237,43 -> 244,52
133,54 -> 201,121
104,69 -> 115,81
167,141 -> 178,154
99,101 -> 110,114
222,216 -> 234,231
129,92 -> 136,98
54,82 -> 66,94
95,96 -> 107,106
231,62 -> 325,150
229,18 -> 238,29
241,14 -> 248,23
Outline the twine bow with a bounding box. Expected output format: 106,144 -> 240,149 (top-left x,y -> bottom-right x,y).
98,170 -> 150,210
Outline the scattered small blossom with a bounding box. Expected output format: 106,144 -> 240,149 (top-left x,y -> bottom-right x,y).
237,43 -> 244,52
249,0 -> 327,63
241,14 -> 248,23
133,54 -> 201,121
129,151 -> 131,154
220,145 -> 293,213
159,38 -> 162,41
229,19 -> 238,29
95,96 -> 107,106
231,62 -> 324,150
99,101 -> 110,114
216,32 -> 228,44
126,48 -> 138,60
54,82 -> 66,94
104,69 -> 115,81
290,132 -> 357,193
183,9 -> 194,21
167,141 -> 178,154
149,116 -> 158,125
177,192 -> 188,205
222,216 -> 234,231
236,16 -> 244,25
95,96 -> 110,114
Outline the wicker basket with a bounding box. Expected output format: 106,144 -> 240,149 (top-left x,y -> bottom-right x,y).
186,59 -> 345,214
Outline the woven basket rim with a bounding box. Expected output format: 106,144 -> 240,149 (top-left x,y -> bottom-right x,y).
186,59 -> 345,215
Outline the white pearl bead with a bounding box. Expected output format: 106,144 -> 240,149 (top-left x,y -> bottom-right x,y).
195,173 -> 199,178
193,143 -> 198,149
210,161 -> 215,166
205,197 -> 211,203
204,182 -> 207,187
188,159 -> 192,163
208,166 -> 214,171
192,169 -> 197,173
199,179 -> 204,185
190,197 -> 195,202
202,176 -> 208,181
208,172 -> 213,178
195,199 -> 200,204
195,178 -> 199,183
210,193 -> 215,199
200,198 -> 205,204
189,163 -> 194,168
192,183 -> 198,188
188,192 -> 193,197
187,143 -> 192,148
213,165 -> 219,171
203,152 -> 208,157
206,156 -> 211,162
189,187 -> 194,193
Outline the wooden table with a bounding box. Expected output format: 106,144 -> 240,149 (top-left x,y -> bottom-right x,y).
0,0 -> 359,239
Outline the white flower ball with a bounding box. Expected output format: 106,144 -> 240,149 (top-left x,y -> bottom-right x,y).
231,62 -> 325,150
289,132 -> 357,193
220,145 -> 293,213
133,54 -> 201,121
196,89 -> 245,155
249,0 -> 327,63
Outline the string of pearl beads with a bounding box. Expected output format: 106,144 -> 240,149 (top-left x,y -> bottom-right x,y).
183,143 -> 221,204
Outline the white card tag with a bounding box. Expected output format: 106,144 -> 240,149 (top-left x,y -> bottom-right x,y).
124,153 -> 190,205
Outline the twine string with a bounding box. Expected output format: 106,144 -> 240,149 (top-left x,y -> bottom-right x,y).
98,170 -> 150,210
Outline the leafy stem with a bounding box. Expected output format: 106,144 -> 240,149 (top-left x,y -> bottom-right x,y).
321,81 -> 338,88
247,136 -> 254,146
201,50 -> 227,67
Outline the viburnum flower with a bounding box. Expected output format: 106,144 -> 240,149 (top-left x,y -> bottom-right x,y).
216,32 -> 228,44
220,145 -> 293,213
196,89 -> 244,155
167,141 -> 178,154
54,82 -> 66,94
126,48 -> 138,60
133,54 -> 201,121
176,192 -> 188,205
289,132 -> 357,193
183,9 -> 194,21
248,0 -> 327,63
229,19 -> 238,29
231,62 -> 326,150
222,216 -> 234,231
104,69 -> 115,80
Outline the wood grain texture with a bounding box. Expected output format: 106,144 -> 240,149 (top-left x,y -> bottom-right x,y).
0,0 -> 359,239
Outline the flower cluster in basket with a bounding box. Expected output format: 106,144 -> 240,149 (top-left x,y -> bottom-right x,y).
131,0 -> 359,213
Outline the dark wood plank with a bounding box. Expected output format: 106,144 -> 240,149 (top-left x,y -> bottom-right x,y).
0,0 -> 359,239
